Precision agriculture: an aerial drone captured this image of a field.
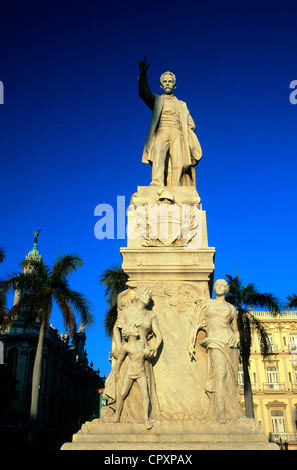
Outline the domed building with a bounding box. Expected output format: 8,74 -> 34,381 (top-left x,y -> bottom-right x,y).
0,233 -> 104,449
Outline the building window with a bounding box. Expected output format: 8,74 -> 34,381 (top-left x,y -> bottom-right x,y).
238,367 -> 256,390
290,334 -> 297,351
267,334 -> 278,353
271,410 -> 285,433
266,365 -> 279,390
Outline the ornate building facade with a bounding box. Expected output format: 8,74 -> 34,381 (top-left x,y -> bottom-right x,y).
240,310 -> 297,450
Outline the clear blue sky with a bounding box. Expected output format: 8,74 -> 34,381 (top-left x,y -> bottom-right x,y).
1,0 -> 297,377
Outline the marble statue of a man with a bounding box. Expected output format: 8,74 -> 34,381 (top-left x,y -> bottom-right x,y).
138,57 -> 202,187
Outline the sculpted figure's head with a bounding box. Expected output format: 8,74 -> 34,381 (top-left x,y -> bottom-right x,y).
135,287 -> 152,306
117,289 -> 133,311
214,279 -> 229,296
160,71 -> 176,95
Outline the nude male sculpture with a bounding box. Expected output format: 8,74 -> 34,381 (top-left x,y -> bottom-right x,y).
138,57 -> 202,187
112,324 -> 154,429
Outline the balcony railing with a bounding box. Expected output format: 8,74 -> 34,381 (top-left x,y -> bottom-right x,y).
239,382 -> 257,392
269,432 -> 297,443
238,381 -> 297,393
262,382 -> 286,392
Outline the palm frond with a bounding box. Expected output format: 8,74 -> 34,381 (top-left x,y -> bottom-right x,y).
1,291 -> 46,331
54,294 -> 77,337
226,274 -> 281,314
225,274 -> 243,306
243,286 -> 281,315
50,254 -> 83,282
225,274 -> 282,363
99,265 -> 128,307
241,282 -> 257,302
56,288 -> 94,328
104,303 -> 118,337
0,272 -> 37,294
286,293 -> 297,309
3,272 -> 48,306
0,291 -> 7,318
247,311 -> 272,358
3,251 -> 92,339
0,248 -> 6,264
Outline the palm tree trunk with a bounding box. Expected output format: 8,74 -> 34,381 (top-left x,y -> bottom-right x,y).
242,356 -> 254,419
28,319 -> 46,447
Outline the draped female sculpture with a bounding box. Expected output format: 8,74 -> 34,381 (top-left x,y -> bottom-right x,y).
189,279 -> 243,422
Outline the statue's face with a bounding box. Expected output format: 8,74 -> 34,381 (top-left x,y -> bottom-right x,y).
214,280 -> 229,296
161,74 -> 175,94
136,288 -> 151,305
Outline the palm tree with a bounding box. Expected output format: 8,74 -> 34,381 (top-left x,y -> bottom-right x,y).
99,265 -> 128,337
225,274 -> 281,419
1,253 -> 94,447
286,294 -> 297,309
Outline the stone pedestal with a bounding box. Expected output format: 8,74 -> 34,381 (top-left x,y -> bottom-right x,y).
120,186 -> 214,419
61,186 -> 278,450
61,419 -> 279,450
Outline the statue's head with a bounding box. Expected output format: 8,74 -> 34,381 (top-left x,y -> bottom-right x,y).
214,279 -> 229,296
135,287 -> 152,306
160,71 -> 176,95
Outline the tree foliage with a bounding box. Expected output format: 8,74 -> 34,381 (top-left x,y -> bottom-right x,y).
286,293 -> 297,309
1,254 -> 94,335
99,265 -> 128,337
225,274 -> 281,418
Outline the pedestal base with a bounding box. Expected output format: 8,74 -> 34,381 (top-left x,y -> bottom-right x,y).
61,419 -> 279,450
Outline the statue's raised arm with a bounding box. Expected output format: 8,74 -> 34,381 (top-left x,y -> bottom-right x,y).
138,56 -> 202,187
138,56 -> 155,111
